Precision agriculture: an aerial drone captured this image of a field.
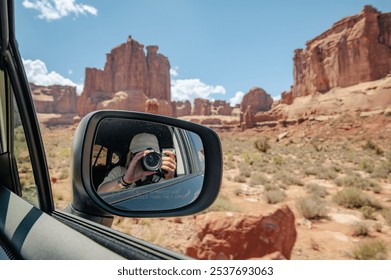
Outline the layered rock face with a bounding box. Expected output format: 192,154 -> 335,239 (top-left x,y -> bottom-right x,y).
30,83 -> 78,114
292,6 -> 391,98
77,36 -> 172,117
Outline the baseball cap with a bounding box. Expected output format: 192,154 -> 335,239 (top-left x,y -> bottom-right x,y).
129,133 -> 160,153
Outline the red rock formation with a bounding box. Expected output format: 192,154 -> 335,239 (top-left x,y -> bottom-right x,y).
240,87 -> 273,115
173,100 -> 192,117
212,100 -> 232,116
192,98 -> 212,116
292,6 -> 391,98
146,46 -> 171,101
280,90 -> 293,105
241,105 -> 256,130
78,36 -> 173,117
30,83 -> 78,114
145,98 -> 159,114
186,206 -> 297,260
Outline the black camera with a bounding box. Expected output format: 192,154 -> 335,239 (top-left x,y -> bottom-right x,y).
141,149 -> 163,172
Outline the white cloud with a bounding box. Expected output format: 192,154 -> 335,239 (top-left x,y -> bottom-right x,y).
171,78 -> 226,103
22,0 -> 97,21
170,67 -> 179,77
23,58 -> 83,93
229,91 -> 245,107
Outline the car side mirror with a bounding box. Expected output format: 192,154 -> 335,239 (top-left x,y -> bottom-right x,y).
68,110 -> 222,225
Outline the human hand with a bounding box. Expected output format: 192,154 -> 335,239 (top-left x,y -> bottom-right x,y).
161,150 -> 176,180
123,151 -> 156,184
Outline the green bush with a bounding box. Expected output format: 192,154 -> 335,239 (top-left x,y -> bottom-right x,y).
352,239 -> 388,260
276,171 -> 304,186
263,188 -> 286,204
334,175 -> 380,192
382,208 -> 391,225
249,172 -> 270,187
332,187 -> 382,210
254,137 -> 270,153
208,195 -> 241,212
360,206 -> 376,220
306,183 -> 328,198
363,140 -> 384,155
295,196 -> 328,219
351,221 -> 369,236
233,174 -> 247,183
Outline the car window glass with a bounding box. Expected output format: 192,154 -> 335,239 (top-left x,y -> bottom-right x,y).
12,92 -> 39,206
0,70 -> 7,153
92,145 -> 120,166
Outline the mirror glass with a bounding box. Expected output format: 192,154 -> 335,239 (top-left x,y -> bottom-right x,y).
91,118 -> 205,211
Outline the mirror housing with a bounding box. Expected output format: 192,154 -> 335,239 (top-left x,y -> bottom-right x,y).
68,110 -> 222,225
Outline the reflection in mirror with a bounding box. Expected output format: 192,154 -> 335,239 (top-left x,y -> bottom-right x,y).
91,118 -> 205,211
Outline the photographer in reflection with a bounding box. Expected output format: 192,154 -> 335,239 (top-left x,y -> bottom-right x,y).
97,133 -> 176,193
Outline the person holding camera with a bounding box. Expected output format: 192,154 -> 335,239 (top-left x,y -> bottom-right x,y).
97,133 -> 176,193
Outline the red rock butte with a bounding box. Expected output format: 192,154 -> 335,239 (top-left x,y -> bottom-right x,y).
288,5 -> 391,102
77,36 -> 173,117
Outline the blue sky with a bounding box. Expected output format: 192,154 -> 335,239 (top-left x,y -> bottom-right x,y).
15,0 -> 391,105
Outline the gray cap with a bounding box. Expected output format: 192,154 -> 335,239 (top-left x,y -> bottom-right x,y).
129,133 -> 160,153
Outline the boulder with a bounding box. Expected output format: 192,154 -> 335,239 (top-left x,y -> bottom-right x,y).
186,206 -> 297,260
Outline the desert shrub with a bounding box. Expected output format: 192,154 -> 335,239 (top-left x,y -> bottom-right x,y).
263,188 -> 286,204
295,196 -> 328,220
208,195 -> 241,212
316,167 -> 338,180
334,175 -> 380,192
351,221 -> 370,236
352,239 -> 388,260
306,183 -> 328,198
373,222 -> 383,233
363,140 -> 384,155
360,206 -> 376,220
254,137 -> 270,153
371,159 -> 391,180
241,150 -> 262,166
249,172 -> 269,187
310,137 -> 323,152
58,169 -> 69,180
382,208 -> 391,225
303,165 -> 337,180
225,160 -> 236,170
239,164 -> 252,178
332,187 -> 382,210
303,166 -> 318,176
359,158 -> 375,174
276,171 -> 304,186
233,174 -> 247,183
272,155 -> 285,166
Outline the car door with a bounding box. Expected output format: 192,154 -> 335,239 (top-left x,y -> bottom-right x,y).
1,0 -> 222,260
0,0 -> 193,260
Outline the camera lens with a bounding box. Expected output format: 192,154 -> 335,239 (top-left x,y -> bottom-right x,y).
142,152 -> 162,171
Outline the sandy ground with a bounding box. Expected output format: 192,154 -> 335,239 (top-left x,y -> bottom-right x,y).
42,79 -> 391,260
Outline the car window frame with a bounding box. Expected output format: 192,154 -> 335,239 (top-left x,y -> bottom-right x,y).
4,35 -> 54,212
